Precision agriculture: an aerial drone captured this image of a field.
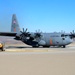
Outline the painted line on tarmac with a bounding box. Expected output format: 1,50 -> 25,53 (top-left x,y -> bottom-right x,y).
5,49 -> 56,52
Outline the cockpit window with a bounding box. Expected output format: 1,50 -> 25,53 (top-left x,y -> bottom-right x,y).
61,34 -> 64,37
61,34 -> 68,37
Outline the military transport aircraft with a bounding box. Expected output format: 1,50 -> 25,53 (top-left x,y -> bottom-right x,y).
0,14 -> 75,48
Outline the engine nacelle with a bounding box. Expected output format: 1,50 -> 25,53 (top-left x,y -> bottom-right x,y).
14,33 -> 22,40
16,32 -> 21,37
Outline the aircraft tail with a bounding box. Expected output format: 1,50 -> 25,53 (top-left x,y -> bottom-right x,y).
11,14 -> 20,32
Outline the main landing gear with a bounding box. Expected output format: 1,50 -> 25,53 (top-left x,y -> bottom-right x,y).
43,46 -> 50,48
32,44 -> 39,48
62,45 -> 66,48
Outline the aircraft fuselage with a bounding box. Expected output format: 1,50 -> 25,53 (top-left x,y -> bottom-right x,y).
22,33 -> 73,47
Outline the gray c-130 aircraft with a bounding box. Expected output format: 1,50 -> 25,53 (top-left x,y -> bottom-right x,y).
0,14 -> 75,48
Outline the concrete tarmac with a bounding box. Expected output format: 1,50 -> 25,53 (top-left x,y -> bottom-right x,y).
0,44 -> 75,75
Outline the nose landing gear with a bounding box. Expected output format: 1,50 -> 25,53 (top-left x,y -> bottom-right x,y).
62,45 -> 66,48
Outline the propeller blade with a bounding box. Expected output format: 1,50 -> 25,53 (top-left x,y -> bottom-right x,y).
23,28 -> 24,32
73,30 -> 74,33
25,28 -> 27,32
20,31 -> 22,33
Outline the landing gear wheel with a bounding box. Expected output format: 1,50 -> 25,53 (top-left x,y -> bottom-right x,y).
63,45 -> 66,48
32,44 -> 39,48
43,46 -> 50,48
32,46 -> 39,48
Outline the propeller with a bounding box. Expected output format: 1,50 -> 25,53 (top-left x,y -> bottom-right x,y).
20,28 -> 30,41
70,30 -> 75,38
20,28 -> 30,36
35,29 -> 42,38
61,30 -> 75,39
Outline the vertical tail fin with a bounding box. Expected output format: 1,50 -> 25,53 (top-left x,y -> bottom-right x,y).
11,14 -> 20,32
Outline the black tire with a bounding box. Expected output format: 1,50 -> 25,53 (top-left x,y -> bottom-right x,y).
32,44 -> 39,48
43,46 -> 50,48
32,46 -> 39,48
62,45 -> 66,48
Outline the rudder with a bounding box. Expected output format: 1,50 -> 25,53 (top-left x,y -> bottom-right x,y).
11,14 -> 20,32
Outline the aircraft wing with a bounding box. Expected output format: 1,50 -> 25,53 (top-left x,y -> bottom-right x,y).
0,32 -> 17,37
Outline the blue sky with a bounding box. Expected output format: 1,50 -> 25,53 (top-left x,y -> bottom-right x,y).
0,0 -> 75,32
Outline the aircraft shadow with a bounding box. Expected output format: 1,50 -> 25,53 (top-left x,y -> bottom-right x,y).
6,46 -> 64,49
6,46 -> 31,49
